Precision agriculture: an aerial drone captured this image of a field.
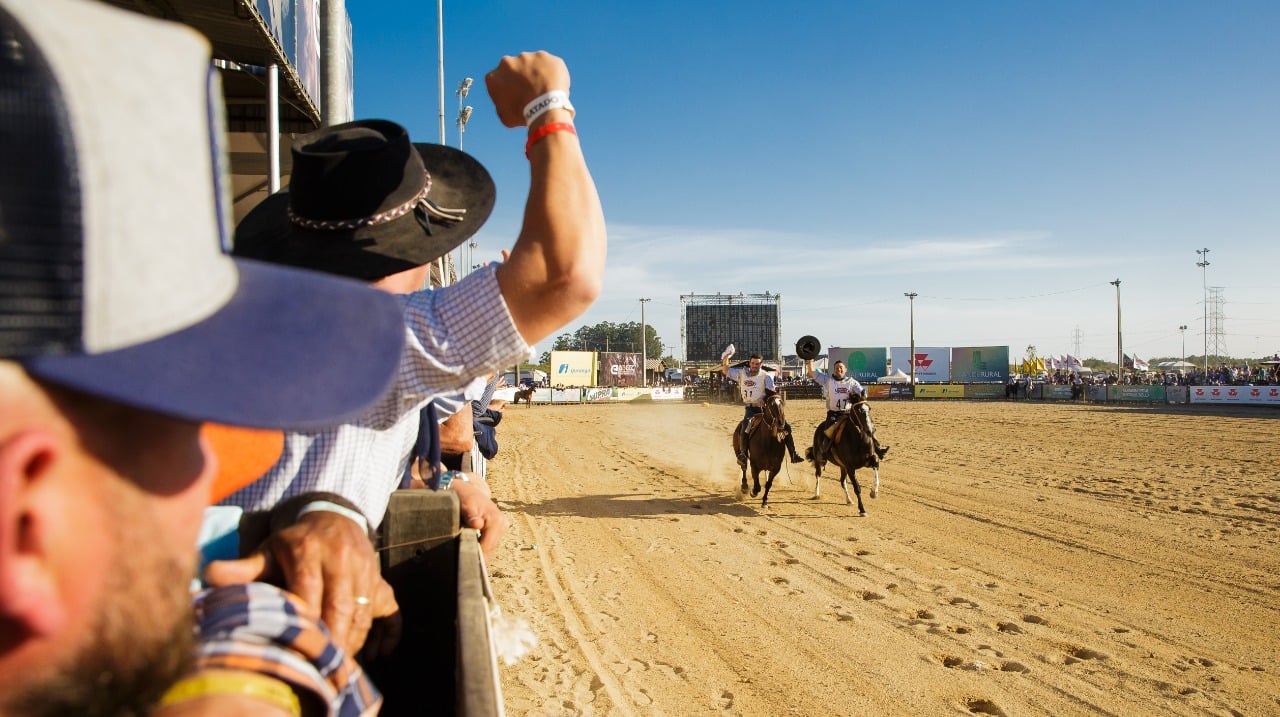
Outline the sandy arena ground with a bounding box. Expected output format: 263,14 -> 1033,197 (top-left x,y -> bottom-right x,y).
483,398 -> 1280,716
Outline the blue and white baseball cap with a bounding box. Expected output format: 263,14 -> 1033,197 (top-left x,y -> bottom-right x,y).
0,0 -> 405,430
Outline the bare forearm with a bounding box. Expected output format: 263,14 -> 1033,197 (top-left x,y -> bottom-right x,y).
498,113 -> 605,343
485,51 -> 606,346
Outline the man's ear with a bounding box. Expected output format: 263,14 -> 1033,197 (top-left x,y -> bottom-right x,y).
0,430 -> 69,638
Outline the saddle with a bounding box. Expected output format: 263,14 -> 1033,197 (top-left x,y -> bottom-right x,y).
824,408 -> 869,444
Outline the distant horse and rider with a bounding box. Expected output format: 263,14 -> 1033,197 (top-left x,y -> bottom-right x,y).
806,396 -> 882,515
720,338 -> 891,512
731,390 -> 795,506
512,385 -> 535,405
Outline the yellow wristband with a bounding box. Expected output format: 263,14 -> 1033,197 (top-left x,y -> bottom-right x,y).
159,671 -> 302,715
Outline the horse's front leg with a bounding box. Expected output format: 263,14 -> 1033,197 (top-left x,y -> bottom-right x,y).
750,464 -> 762,498
849,471 -> 870,514
839,468 -> 854,506
870,466 -> 880,499
760,469 -> 777,508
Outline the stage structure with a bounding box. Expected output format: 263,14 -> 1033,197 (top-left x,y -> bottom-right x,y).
681,292 -> 782,366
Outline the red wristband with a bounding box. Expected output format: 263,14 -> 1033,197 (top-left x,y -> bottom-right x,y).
525,122 -> 576,159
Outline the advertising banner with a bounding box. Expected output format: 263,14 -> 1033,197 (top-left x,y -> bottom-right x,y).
888,385 -> 914,398
890,346 -> 950,382
1190,385 -> 1280,406
1165,386 -> 1189,404
649,387 -> 685,401
549,387 -> 582,403
550,350 -> 597,387
829,347 -> 888,382
866,384 -> 892,399
598,352 -> 641,387
964,383 -> 1006,399
951,346 -> 1010,383
1108,385 -> 1167,402
916,384 -> 965,398
1042,385 -> 1075,400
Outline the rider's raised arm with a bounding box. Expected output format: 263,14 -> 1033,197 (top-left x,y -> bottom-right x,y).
805,358 -> 818,380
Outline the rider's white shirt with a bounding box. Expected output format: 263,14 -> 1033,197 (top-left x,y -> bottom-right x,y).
814,371 -> 865,411
726,366 -> 774,404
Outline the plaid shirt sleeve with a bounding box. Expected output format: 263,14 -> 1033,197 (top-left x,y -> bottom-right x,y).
219,264 -> 534,520
192,582 -> 381,717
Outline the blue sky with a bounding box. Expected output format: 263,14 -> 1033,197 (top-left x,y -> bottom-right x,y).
348,1 -> 1279,364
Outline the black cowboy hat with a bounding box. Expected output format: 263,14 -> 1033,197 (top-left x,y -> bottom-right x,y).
234,119 -> 495,281
795,335 -> 821,360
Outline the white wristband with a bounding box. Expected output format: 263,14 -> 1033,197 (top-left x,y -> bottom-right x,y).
295,500 -> 369,533
523,90 -> 574,125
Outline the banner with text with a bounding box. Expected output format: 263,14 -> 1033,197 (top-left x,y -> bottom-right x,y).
950,346 -> 1010,383
550,351 -> 597,387
598,352 -> 641,387
829,346 -> 888,382
890,346 -> 950,382
1190,385 -> 1280,406
916,384 -> 965,398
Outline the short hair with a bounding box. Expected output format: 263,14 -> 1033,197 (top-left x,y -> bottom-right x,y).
834,361 -> 845,368
749,352 -> 763,360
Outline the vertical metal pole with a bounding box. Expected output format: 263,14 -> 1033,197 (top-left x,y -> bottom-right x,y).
640,298 -> 650,387
1111,279 -> 1122,384
267,64 -> 280,193
905,293 -> 917,390
1197,248 -> 1210,375
437,0 -> 446,145
319,0 -> 348,125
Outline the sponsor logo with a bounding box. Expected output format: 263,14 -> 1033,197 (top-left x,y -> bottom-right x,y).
914,354 -> 933,369
557,363 -> 591,375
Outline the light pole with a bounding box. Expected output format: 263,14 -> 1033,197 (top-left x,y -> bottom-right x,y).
639,298 -> 650,387
435,0 -> 445,144
1196,247 -> 1210,375
904,292 -> 917,389
1179,325 -> 1187,364
1110,279 -> 1122,383
456,77 -> 473,150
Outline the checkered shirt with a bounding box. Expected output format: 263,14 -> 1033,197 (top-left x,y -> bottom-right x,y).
219,265 -> 531,525
192,582 -> 381,717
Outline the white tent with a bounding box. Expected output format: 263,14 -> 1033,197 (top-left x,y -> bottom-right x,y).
878,368 -> 913,383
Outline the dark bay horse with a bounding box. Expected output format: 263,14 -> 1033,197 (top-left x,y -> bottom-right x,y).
732,393 -> 788,507
806,399 -> 880,515
512,386 -> 534,406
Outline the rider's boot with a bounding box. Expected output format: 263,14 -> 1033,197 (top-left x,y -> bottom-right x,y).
784,426 -> 804,463
737,422 -> 750,464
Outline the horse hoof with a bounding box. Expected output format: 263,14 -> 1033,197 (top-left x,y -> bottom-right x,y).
859,509 -> 867,516
751,488 -> 760,498
870,489 -> 878,499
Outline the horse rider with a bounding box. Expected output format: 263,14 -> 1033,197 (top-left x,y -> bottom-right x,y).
722,351 -> 804,465
806,358 -> 889,465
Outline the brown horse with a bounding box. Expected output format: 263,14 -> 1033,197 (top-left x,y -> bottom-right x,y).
732,393 -> 789,507
512,386 -> 534,406
806,399 -> 880,515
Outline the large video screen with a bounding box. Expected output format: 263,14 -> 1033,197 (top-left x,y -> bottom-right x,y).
684,302 -> 779,362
